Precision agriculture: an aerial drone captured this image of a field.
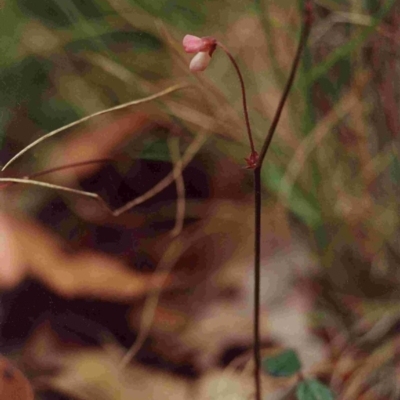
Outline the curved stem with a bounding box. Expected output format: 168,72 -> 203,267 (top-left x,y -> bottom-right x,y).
1,84 -> 187,171
217,41 -> 256,156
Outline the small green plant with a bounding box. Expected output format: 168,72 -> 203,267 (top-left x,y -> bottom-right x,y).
262,348 -> 302,377
296,379 -> 334,400
262,349 -> 334,400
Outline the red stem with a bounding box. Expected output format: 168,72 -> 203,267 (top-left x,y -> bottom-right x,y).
252,4 -> 313,400
217,41 -> 257,157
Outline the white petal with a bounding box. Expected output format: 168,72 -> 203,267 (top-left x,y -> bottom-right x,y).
189,52 -> 211,72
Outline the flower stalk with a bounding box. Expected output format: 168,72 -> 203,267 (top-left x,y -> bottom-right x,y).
216,41 -> 258,162
182,34 -> 257,167
183,3 -> 313,399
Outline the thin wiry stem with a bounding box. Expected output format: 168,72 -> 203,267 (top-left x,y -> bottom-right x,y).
0,133 -> 207,216
168,137 -> 186,237
217,41 -> 257,157
28,159 -> 113,179
253,167 -> 262,400
252,4 -> 313,400
0,159 -> 112,190
119,136 -> 188,370
112,133 -> 206,216
0,177 -> 105,202
1,84 -> 188,171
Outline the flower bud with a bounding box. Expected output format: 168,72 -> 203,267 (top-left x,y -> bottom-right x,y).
189,51 -> 211,72
183,34 -> 216,72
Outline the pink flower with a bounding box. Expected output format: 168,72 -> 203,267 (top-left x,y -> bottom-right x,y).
183,34 -> 216,72
183,35 -> 216,53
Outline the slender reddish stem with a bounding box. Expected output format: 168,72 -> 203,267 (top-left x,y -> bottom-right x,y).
251,4 -> 313,400
253,167 -> 262,400
217,41 -> 257,157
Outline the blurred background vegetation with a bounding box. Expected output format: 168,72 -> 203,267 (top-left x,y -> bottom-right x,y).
0,0 -> 400,399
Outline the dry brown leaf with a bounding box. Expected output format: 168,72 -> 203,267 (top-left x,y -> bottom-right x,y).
47,112 -> 150,182
0,212 -> 26,288
194,371 -> 253,400
0,355 -> 34,400
23,321 -> 66,373
194,366 -> 295,400
1,213 -> 171,300
37,346 -> 190,400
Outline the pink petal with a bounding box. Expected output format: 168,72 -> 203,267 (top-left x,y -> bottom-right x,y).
189,52 -> 211,72
183,34 -> 204,53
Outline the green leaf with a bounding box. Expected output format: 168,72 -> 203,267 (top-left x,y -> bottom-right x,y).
0,108 -> 13,147
262,349 -> 302,377
0,56 -> 52,108
390,157 -> 400,184
29,97 -> 82,131
140,139 -> 171,161
296,379 -> 335,400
